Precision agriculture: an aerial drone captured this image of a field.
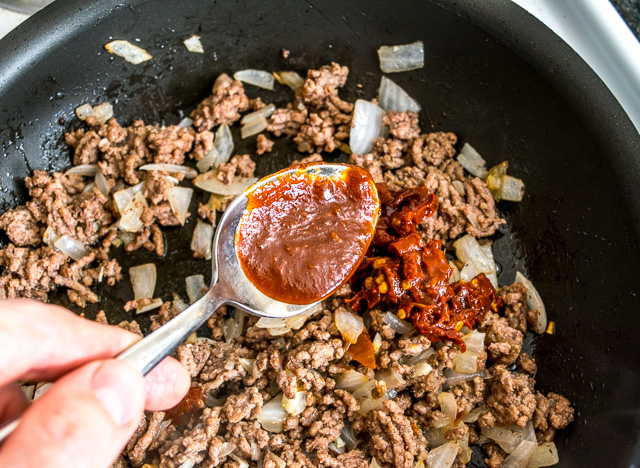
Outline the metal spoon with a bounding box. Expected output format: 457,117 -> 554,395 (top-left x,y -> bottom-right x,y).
0,163 -> 367,442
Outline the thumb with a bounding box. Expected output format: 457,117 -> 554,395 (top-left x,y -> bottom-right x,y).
0,359 -> 145,468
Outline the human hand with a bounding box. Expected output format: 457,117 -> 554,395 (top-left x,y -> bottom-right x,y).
0,299 -> 190,467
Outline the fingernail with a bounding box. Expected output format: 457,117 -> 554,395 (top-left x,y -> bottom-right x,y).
91,360 -> 143,426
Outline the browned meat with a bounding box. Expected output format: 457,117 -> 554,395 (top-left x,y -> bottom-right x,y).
216,154 -> 256,184
0,206 -> 41,246
256,133 -> 275,155
191,77 -> 249,131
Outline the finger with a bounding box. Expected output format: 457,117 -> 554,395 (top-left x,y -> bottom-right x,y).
0,299 -> 140,385
0,359 -> 145,468
143,356 -> 191,411
0,383 -> 29,423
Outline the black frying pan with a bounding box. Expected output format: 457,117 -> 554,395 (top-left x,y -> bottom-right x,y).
0,0 -> 639,466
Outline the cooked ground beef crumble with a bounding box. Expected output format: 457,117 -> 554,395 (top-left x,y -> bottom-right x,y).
1,61 -> 573,467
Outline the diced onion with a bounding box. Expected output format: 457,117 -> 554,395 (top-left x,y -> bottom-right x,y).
178,460 -> 196,468
443,368 -> 490,389
265,453 -> 286,468
438,392 -> 457,420
95,170 -> 110,196
341,423 -> 361,450
498,175 -> 525,202
448,260 -> 460,283
178,117 -> 193,127
370,458 -> 383,468
335,370 -> 370,392
273,71 -> 305,91
229,454 -> 249,468
457,441 -> 473,464
194,171 -> 257,195
482,426 -> 525,453
453,351 -> 478,374
75,103 -> 93,120
414,362 -> 433,377
453,235 -> 495,279
462,330 -> 485,354
241,116 -> 268,139
168,187 -> 193,225
129,263 -> 157,301
503,440 -> 536,468
285,305 -> 319,330
173,293 -> 189,312
375,367 -> 405,390
197,123 -> 235,173
282,390 -> 306,415
527,442 -> 559,467
378,76 -> 421,113
425,428 -> 448,449
186,274 -> 206,303
335,308 -> 364,344
53,235 -> 89,261
382,312 -> 414,335
378,41 -> 424,73
43,227 -> 60,248
452,180 -> 465,196
350,99 -> 386,155
234,69 -> 275,90
239,358 -> 255,374
405,348 -> 435,365
268,326 -> 290,336
119,192 -> 147,232
183,35 -> 204,53
255,316 -> 288,329
105,40 -> 152,64
65,164 -> 98,176
457,143 -> 488,179
515,272 -> 547,334
426,441 -> 458,468
462,405 -> 487,423
372,333 -> 382,353
358,397 -> 384,416
257,394 -> 287,432
139,164 -> 198,178
223,317 -> 242,343
241,103 -> 276,125
191,219 -> 213,260
137,297 -> 163,314
92,102 -> 114,125
113,182 -> 145,214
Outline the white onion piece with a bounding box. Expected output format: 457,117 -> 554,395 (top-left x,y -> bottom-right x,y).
257,394 -> 287,432
178,460 -> 195,468
494,175 -> 525,202
503,440 -> 536,468
214,123 -> 234,164
335,370 -> 370,392
178,116 -> 193,127
457,143 -> 488,179
265,453 -> 286,468
452,180 -> 465,196
273,71 -> 305,91
43,227 -> 60,248
286,305 -> 319,330
241,115 -> 268,139
372,332 -> 382,353
82,182 -> 96,193
378,41 -> 424,73
482,426 -> 524,453
161,175 -> 180,185
129,263 -> 157,301
370,458 -> 383,468
191,220 -> 213,260
453,351 -> 478,373
453,235 -> 495,278
168,187 -> 193,225
405,347 -> 435,365
223,317 -> 242,343
378,76 -> 421,113
376,367 -> 405,390
113,182 -> 144,214
358,397 -> 384,416
427,441 -> 458,468
479,242 -> 499,288
173,293 -> 189,313
425,428 -> 448,449
341,423 -> 361,450
462,331 -> 485,354
194,171 -> 257,195
229,454 -> 249,468
515,271 -> 548,334
75,103 -> 93,120
438,392 -> 457,420
241,103 -> 276,125
350,99 -> 386,155
234,69 -> 275,90
65,164 -> 98,176
443,368 -> 490,389
255,316 -> 288,329
382,312 -> 414,334
183,35 -> 204,53
353,379 -> 377,400
95,170 -> 110,196
414,362 -> 433,377
119,192 -> 147,232
448,260 -> 460,284
136,298 -> 163,314
239,358 -> 255,374
105,40 -> 152,64
54,235 -> 89,261
335,308 -> 364,344
457,441 -> 473,464
92,102 -> 114,125
139,164 -> 198,178
186,274 -> 206,304
282,390 -> 306,415
527,442 -> 559,467
268,326 -> 290,336
461,405 -> 487,423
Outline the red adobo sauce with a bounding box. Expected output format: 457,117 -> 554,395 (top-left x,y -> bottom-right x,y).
347,183 -> 502,350
236,163 -> 380,304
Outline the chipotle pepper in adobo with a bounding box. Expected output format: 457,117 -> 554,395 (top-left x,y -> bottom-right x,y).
235,163 -> 380,304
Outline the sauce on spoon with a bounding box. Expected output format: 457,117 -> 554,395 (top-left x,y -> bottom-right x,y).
235,163 -> 380,304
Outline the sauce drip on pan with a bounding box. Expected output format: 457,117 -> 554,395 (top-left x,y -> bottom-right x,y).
235,163 -> 380,305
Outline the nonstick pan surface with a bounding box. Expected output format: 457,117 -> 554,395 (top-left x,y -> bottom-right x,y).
0,0 -> 639,466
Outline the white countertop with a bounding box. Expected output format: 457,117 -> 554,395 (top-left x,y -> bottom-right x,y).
1,1 -> 639,132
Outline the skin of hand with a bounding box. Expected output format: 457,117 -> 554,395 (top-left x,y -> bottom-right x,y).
0,299 -> 191,468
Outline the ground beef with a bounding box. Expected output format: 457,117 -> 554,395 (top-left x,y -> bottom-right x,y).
0,206 -> 41,247
410,131 -> 457,169
147,125 -> 195,165
479,365 -> 537,428
383,111 -> 421,141
216,154 -> 256,184
481,312 -> 524,365
256,134 -> 274,155
191,76 -> 250,131
267,105 -> 308,138
533,391 -> 574,434
499,281 -> 540,333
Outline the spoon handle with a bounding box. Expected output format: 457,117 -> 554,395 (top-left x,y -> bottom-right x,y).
0,287 -> 224,445
117,288 -> 224,375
